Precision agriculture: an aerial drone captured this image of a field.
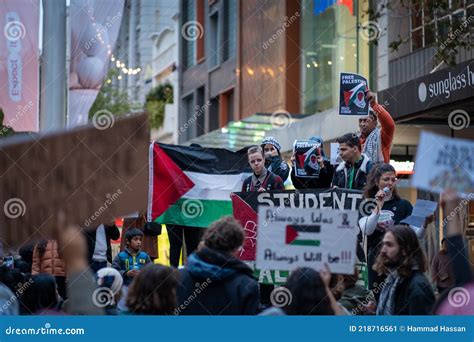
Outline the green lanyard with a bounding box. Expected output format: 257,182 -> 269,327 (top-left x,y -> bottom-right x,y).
347,167 -> 355,189
347,157 -> 362,189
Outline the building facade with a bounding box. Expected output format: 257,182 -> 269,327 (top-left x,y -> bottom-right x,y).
112,0 -> 161,104
150,0 -> 180,143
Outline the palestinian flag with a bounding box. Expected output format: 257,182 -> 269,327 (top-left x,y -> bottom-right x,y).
285,225 -> 321,246
147,142 -> 251,227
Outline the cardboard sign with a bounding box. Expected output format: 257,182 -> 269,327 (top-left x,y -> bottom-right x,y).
330,142 -> 342,165
412,131 -> 474,198
339,72 -> 369,116
231,188 -> 364,262
0,113 -> 149,250
256,207 -> 358,274
293,140 -> 322,178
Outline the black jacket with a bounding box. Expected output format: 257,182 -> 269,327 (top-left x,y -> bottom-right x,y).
176,247 -> 259,315
265,156 -> 290,183
291,160 -> 334,189
331,154 -> 372,190
84,224 -> 120,264
392,271 -> 435,315
241,171 -> 284,192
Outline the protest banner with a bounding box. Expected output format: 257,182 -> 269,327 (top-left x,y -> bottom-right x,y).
256,207 -> 358,274
412,131 -> 474,198
339,72 -> 369,116
0,113 -> 149,250
293,140 -> 323,178
231,188 -> 363,261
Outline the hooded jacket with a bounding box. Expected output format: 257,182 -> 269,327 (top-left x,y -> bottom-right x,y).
176,247 -> 259,315
331,154 -> 372,190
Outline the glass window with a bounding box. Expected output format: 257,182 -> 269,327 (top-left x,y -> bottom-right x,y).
412,28 -> 424,50
182,95 -> 195,141
411,3 -> 423,28
183,0 -> 196,69
437,16 -> 451,42
196,87 -> 206,137
425,21 -> 436,45
223,0 -> 237,60
209,97 -> 220,131
301,0 -> 370,114
208,12 -> 219,68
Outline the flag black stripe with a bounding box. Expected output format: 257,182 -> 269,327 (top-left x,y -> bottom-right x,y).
157,143 -> 251,175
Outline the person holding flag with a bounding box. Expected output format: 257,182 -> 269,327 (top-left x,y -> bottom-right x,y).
358,90 -> 395,164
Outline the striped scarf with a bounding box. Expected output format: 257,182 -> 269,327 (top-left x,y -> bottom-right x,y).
376,270 -> 402,315
363,127 -> 384,163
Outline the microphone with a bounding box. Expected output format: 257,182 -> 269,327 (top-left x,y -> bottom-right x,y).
382,187 -> 392,201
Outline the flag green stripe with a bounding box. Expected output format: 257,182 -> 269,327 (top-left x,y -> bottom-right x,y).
155,198 -> 232,228
290,240 -> 321,246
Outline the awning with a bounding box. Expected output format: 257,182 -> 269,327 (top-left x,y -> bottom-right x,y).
378,59 -> 474,124
187,112 -> 311,150
187,108 -> 362,152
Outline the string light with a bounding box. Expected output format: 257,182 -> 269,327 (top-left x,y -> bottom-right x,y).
108,54 -> 142,79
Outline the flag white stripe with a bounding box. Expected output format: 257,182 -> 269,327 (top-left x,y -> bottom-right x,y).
182,171 -> 251,201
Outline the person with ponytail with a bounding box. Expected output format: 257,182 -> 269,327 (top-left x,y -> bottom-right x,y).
359,163 -> 427,292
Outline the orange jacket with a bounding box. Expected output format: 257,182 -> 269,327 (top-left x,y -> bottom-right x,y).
360,103 -> 395,163
32,240 -> 66,277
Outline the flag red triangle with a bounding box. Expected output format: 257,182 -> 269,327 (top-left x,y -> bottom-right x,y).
343,90 -> 352,106
151,144 -> 195,219
231,193 -> 258,261
285,225 -> 298,244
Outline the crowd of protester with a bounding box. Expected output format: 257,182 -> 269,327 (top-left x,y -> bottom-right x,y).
1,90 -> 472,316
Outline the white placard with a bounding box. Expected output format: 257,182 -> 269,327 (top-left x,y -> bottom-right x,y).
330,142 -> 342,165
412,131 -> 474,198
256,207 -> 358,274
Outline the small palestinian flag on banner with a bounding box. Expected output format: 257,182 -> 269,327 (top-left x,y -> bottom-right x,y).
285,225 -> 321,246
147,142 -> 251,227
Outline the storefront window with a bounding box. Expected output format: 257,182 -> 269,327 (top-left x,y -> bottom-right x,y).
301,0 -> 370,114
